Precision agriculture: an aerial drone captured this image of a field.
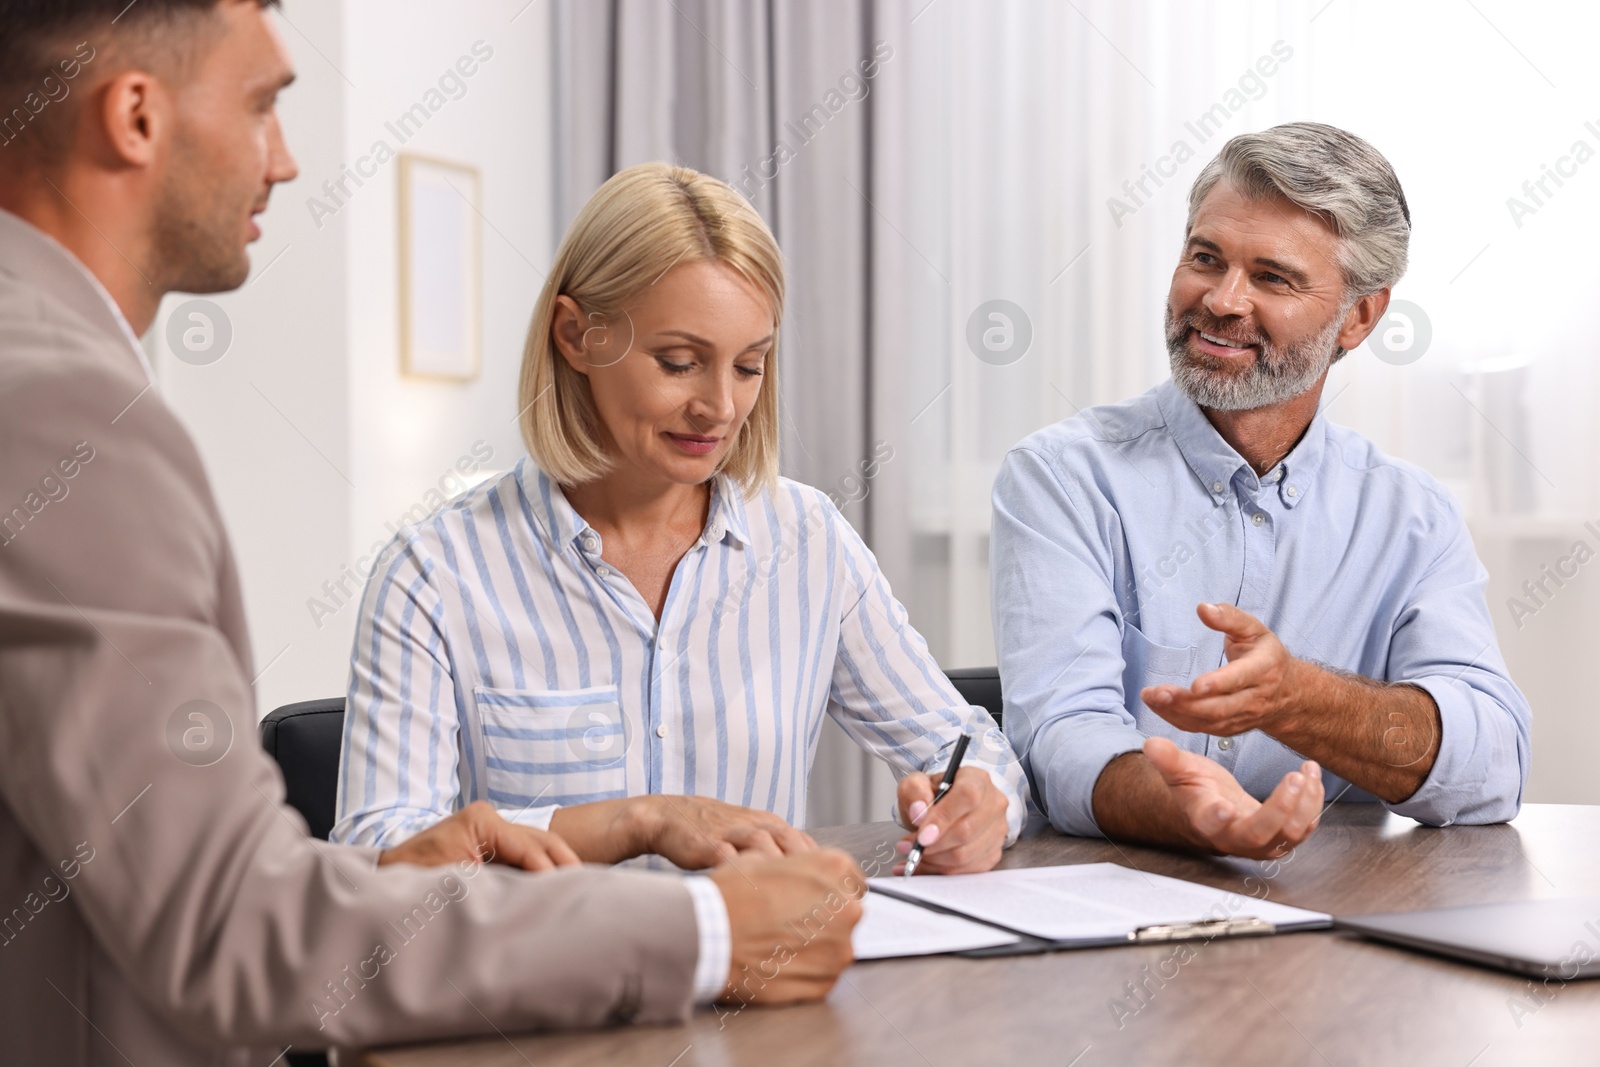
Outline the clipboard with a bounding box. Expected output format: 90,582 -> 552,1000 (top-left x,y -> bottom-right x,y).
952,915 -> 1294,958
865,862 -> 1331,958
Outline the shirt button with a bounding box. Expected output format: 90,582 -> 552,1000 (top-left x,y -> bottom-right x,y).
1211,481 -> 1224,494
1251,513 -> 1266,527
1286,486 -> 1298,498
655,724 -> 668,738
1218,737 -> 1234,751
596,566 -> 611,578
581,534 -> 598,551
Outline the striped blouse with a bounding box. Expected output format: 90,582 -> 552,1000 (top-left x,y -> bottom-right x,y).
330,457 -> 1025,847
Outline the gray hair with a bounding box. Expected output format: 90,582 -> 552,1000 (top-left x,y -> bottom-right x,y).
1185,122 -> 1411,297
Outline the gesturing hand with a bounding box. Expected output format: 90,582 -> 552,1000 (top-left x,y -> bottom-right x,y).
1141,602 -> 1302,737
646,795 -> 816,869
377,800 -> 582,871
892,766 -> 1008,875
710,849 -> 864,1007
1143,737 -> 1323,859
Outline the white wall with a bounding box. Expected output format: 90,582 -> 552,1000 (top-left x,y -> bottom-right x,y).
341,0 -> 554,641
151,0 -> 553,717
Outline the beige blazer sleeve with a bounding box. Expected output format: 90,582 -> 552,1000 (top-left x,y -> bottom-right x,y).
0,214 -> 700,1066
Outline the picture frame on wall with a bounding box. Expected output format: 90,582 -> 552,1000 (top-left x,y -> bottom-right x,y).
398,153 -> 481,381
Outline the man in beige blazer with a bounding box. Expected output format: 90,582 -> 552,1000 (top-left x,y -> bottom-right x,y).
0,2 -> 861,1064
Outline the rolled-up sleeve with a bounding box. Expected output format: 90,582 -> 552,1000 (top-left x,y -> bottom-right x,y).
990,446 -> 1144,838
1384,512 -> 1531,826
826,502 -> 1027,844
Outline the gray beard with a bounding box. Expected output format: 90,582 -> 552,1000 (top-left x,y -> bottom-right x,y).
1166,304 -> 1347,412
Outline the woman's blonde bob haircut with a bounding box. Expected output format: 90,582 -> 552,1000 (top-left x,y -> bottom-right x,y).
517,162 -> 785,492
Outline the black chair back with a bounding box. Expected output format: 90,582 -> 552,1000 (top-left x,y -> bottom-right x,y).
259,698 -> 346,842
258,699 -> 346,1066
944,666 -> 1003,727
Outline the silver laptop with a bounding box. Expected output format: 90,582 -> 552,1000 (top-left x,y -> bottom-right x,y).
1338,897 -> 1600,978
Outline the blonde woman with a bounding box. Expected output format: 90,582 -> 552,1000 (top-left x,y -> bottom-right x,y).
332,163 -> 1025,875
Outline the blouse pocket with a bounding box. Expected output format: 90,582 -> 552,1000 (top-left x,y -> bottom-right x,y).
473,685 -> 628,809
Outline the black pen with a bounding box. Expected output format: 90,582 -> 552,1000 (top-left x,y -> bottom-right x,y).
903,731 -> 972,878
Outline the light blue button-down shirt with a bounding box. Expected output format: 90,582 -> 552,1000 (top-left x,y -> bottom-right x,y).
991,379 -> 1531,838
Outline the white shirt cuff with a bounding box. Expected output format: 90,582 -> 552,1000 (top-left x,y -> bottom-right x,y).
684,876 -> 731,1003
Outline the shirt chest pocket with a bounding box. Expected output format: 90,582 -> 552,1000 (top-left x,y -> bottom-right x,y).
1121,624 -> 1199,719
473,685 -> 629,808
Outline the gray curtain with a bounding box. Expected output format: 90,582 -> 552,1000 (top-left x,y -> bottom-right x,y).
550,0 -> 897,826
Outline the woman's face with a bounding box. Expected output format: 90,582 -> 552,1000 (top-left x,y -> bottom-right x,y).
554,259 -> 774,488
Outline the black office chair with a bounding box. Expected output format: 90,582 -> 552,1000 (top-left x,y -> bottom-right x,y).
945,666 -> 1003,727
259,698 -> 346,842
258,700 -> 345,1067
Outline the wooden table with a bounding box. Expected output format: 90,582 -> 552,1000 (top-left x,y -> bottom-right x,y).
358,803 -> 1600,1066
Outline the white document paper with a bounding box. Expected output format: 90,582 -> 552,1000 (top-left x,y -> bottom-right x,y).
852,890 -> 1022,960
869,863 -> 1329,943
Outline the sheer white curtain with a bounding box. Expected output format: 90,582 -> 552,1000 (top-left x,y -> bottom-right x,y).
869,0 -> 1600,803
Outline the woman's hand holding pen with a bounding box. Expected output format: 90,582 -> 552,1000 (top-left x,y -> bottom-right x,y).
893,767 -> 1009,875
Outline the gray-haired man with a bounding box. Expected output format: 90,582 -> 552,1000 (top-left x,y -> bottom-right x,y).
994,122 -> 1530,859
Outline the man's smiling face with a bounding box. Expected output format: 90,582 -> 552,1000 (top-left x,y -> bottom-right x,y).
1165,180 -> 1354,412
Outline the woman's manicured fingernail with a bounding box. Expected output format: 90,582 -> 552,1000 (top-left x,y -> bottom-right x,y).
1286,774 -> 1302,795
895,839 -> 912,854
916,823 -> 941,847
909,800 -> 928,824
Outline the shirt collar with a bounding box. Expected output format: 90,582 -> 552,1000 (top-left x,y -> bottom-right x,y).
518,457 -> 752,548
1155,378 -> 1326,509
707,475 -> 752,546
